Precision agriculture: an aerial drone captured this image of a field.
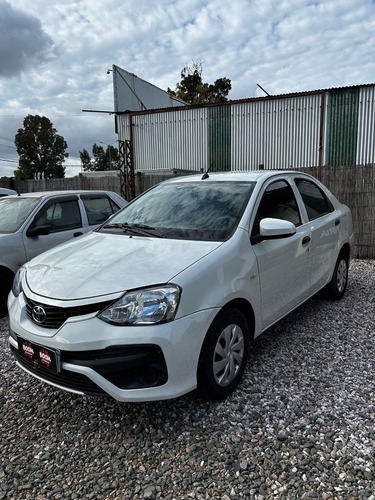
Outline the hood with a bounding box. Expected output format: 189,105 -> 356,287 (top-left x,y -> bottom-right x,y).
25,232 -> 221,300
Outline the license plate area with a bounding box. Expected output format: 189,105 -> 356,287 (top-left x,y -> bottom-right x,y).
17,337 -> 61,373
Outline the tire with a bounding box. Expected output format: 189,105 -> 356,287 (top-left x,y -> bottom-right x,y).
324,252 -> 349,300
197,308 -> 249,401
0,273 -> 13,317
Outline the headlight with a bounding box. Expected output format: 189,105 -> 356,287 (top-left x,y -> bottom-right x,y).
12,267 -> 26,297
98,284 -> 181,325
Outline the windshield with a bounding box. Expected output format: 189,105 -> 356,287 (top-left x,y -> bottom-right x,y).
100,181 -> 255,241
0,197 -> 41,233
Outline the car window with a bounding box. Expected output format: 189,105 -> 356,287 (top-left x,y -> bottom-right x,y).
81,196 -> 120,225
0,197 -> 41,233
295,179 -> 334,220
34,200 -> 82,233
101,181 -> 256,241
252,180 -> 301,239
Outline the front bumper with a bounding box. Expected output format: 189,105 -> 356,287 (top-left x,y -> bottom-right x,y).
8,291 -> 218,402
9,339 -> 168,395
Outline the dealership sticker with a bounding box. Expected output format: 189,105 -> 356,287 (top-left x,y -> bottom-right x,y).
39,349 -> 52,368
22,342 -> 34,359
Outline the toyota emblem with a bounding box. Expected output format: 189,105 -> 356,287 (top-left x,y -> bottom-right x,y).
32,305 -> 46,324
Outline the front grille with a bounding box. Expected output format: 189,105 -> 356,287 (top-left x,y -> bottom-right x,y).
25,295 -> 113,329
11,345 -> 107,396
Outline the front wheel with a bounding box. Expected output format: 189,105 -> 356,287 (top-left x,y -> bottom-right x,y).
324,252 -> 349,300
197,308 -> 249,401
0,273 -> 13,317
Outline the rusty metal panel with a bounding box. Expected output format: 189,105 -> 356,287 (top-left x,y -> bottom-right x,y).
130,108 -> 208,171
356,86 -> 375,165
231,95 -> 321,171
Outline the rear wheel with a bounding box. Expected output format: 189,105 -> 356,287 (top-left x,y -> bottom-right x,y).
197,308 -> 249,400
324,252 -> 349,300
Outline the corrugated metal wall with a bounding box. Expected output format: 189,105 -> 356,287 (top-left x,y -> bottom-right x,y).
117,84 -> 375,172
357,86 -> 375,165
121,108 -> 208,172
231,94 -> 322,170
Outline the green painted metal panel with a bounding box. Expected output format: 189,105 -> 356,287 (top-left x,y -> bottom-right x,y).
326,88 -> 360,166
208,105 -> 231,171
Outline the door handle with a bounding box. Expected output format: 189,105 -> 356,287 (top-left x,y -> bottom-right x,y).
335,219 -> 340,226
302,236 -> 311,245
73,232 -> 83,237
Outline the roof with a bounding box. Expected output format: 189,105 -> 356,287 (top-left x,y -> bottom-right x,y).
162,170 -> 315,184
7,190 -> 117,198
118,82 -> 375,116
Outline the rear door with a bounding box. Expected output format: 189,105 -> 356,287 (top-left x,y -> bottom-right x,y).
251,179 -> 312,329
294,178 -> 338,293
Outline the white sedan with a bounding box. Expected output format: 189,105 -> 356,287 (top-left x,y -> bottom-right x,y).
0,187 -> 17,197
8,171 -> 354,401
0,190 -> 126,316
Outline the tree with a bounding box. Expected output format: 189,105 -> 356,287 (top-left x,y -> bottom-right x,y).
79,148 -> 92,171
14,115 -> 68,179
168,62 -> 232,105
79,143 -> 119,172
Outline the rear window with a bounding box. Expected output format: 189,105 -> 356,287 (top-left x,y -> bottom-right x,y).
82,196 -> 121,225
296,179 -> 334,220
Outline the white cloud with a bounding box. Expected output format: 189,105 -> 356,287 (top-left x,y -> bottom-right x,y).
1,0 -> 375,177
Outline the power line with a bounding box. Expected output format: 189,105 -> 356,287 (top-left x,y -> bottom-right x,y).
0,158 -> 18,163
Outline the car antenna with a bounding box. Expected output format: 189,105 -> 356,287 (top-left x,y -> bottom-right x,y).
201,162 -> 214,180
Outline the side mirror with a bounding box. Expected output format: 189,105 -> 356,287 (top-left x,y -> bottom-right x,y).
259,218 -> 296,239
26,225 -> 52,238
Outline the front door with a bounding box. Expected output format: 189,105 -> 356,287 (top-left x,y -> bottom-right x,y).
23,198 -> 86,262
251,179 -> 312,329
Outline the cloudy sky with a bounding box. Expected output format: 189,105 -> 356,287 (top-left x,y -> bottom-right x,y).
0,0 -> 374,178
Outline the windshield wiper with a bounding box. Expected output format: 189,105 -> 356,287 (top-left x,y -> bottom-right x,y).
102,222 -> 163,238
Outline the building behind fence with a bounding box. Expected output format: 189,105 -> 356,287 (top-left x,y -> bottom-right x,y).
1,83 -> 374,258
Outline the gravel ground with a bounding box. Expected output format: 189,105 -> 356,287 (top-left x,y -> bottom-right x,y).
0,259 -> 374,500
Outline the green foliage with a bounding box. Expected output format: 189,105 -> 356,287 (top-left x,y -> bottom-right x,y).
79,148 -> 92,172
169,62 -> 232,105
14,115 -> 68,179
79,143 -> 119,172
